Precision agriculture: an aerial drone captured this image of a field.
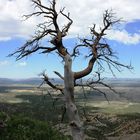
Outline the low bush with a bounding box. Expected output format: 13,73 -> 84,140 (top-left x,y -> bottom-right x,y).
0,112 -> 68,140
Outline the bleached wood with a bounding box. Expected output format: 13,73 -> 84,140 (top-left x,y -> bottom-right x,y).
64,54 -> 85,140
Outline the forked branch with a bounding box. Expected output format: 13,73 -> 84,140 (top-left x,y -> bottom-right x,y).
73,10 -> 130,80
9,0 -> 73,59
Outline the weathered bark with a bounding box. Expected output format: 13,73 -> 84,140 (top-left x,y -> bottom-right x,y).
74,57 -> 96,80
64,54 -> 85,140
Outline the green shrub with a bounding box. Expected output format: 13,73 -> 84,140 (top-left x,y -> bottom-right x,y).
0,112 -> 68,140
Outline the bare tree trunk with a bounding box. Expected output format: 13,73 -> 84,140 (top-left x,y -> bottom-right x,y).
64,54 -> 85,140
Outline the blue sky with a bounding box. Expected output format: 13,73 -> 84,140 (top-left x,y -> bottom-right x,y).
0,0 -> 140,79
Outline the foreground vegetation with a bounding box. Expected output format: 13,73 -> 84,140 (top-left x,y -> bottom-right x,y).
0,85 -> 140,140
0,112 -> 68,140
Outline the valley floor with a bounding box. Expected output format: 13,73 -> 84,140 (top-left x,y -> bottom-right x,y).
0,84 -> 140,140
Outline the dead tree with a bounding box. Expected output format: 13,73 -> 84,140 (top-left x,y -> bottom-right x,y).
9,0 -> 132,140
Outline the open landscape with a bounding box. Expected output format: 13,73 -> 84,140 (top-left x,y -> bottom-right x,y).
1,1 -> 140,139
0,78 -> 140,140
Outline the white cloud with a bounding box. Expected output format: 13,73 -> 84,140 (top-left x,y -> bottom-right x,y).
0,60 -> 27,67
0,0 -> 38,40
106,30 -> 140,44
0,60 -> 9,66
0,37 -> 11,41
18,62 -> 27,66
0,0 -> 140,44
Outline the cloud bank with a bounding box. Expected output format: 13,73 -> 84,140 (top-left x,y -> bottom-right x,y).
0,0 -> 140,44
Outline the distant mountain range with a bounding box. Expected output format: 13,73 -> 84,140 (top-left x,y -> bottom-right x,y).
0,77 -> 64,85
0,78 -> 41,85
0,77 -> 140,86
